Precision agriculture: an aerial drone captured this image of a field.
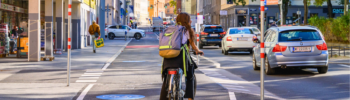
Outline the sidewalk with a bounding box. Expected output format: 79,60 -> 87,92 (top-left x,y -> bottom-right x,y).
0,38 -> 132,70
0,38 -> 132,100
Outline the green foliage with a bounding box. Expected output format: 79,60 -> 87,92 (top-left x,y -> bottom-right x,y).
308,12 -> 350,42
231,0 -> 247,6
314,0 -> 326,6
169,0 -> 177,14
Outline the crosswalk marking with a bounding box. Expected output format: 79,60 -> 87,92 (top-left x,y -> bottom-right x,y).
76,80 -> 97,82
76,70 -> 103,83
339,64 -> 350,67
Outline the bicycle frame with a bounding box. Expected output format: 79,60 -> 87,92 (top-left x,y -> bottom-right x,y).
166,68 -> 184,100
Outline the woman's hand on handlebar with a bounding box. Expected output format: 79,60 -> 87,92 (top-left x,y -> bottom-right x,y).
195,50 -> 204,56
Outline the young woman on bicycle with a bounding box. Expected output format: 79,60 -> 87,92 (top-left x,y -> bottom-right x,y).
160,12 -> 204,100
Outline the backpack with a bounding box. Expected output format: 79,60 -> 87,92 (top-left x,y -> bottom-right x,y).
159,25 -> 185,58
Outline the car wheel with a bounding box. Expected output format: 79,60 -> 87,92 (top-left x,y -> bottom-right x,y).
134,33 -> 141,40
224,49 -> 228,55
253,54 -> 259,70
108,33 -> 115,40
317,66 -> 328,74
265,57 -> 275,75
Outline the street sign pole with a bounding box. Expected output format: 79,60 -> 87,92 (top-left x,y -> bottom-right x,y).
67,0 -> 72,87
260,0 -> 265,99
196,0 -> 201,64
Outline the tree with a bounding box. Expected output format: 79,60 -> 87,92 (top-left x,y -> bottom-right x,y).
303,0 -> 311,24
281,0 -> 292,25
230,0 -> 247,6
169,0 -> 177,14
314,0 -> 333,18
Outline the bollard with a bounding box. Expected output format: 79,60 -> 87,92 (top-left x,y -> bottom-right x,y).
331,46 -> 333,57
339,46 -> 341,56
344,47 -> 346,56
125,31 -> 127,41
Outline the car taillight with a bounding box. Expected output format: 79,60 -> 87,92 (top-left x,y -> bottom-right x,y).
168,70 -> 177,75
272,44 -> 287,52
201,32 -> 208,35
316,43 -> 327,50
227,36 -> 232,41
220,32 -> 226,35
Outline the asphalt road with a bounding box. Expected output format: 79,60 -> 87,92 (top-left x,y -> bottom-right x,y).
199,46 -> 350,100
79,33 -> 232,100
75,30 -> 349,100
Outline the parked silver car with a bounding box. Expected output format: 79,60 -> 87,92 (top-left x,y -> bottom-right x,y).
252,26 -> 329,75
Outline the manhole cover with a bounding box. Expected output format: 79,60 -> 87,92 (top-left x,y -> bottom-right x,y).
96,94 -> 145,99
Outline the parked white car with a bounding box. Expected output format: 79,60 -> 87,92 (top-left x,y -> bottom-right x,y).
106,25 -> 145,40
221,27 -> 258,55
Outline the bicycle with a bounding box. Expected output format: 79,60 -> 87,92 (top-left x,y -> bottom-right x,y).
164,52 -> 201,100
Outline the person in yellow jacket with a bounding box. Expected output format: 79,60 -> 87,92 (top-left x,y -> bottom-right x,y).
88,21 -> 101,53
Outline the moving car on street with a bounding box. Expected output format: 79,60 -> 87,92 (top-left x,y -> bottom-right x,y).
107,25 -> 145,40
221,27 -> 258,55
199,25 -> 226,49
252,26 -> 329,75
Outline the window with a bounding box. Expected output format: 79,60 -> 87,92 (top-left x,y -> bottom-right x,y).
252,28 -> 260,33
264,30 -> 271,42
279,30 -> 322,42
167,9 -> 169,13
229,28 -> 253,34
119,25 -> 127,29
204,27 -> 224,32
110,26 -> 117,29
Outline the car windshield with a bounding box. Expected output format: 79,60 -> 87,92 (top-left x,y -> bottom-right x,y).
279,30 -> 322,41
229,28 -> 253,34
204,27 -> 224,32
252,28 -> 260,33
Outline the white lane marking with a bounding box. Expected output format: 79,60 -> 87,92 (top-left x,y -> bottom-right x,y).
77,84 -> 94,100
229,92 -> 237,100
81,74 -> 101,77
76,80 -> 97,82
199,69 -> 237,100
83,73 -> 102,74
339,64 -> 350,67
78,77 -> 100,79
102,38 -> 133,70
85,70 -> 104,73
154,32 -> 159,40
200,56 -> 221,68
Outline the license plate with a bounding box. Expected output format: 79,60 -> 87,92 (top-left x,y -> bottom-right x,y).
237,37 -> 248,41
210,34 -> 218,37
293,47 -> 311,52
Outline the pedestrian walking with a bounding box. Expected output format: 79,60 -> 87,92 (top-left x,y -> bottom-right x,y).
135,22 -> 138,29
88,20 -> 100,53
10,26 -> 18,54
270,22 -> 277,27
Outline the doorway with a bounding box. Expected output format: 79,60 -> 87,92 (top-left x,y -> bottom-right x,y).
237,15 -> 246,27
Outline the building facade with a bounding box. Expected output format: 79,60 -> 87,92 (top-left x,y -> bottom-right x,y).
0,0 -> 98,61
134,0 -> 150,25
165,0 -> 175,17
105,0 -> 120,25
220,0 -> 344,30
148,0 -> 165,20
